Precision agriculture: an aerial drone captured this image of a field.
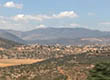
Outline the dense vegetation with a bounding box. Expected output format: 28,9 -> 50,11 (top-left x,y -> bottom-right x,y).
87,62 -> 110,80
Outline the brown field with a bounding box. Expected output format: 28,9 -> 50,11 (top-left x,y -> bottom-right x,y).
0,59 -> 44,67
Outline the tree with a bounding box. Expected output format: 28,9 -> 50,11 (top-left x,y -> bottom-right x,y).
87,62 -> 110,80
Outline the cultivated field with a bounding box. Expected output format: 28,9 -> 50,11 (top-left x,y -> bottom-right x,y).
0,59 -> 44,67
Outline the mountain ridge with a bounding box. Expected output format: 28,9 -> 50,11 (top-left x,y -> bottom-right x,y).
1,28 -> 110,45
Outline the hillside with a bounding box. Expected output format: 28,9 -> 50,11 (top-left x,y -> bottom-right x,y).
1,28 -> 110,45
6,28 -> 110,45
0,37 -> 21,49
0,44 -> 110,80
22,28 -> 110,40
0,54 -> 88,80
0,52 -> 110,80
0,30 -> 26,44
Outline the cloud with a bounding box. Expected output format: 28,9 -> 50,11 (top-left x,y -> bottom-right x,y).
13,11 -> 78,21
4,1 -> 23,9
70,23 -> 80,27
0,20 -> 7,24
13,14 -> 51,21
0,16 -> 33,30
0,11 -> 79,31
100,22 -> 110,25
88,12 -> 96,16
53,11 -> 78,18
13,14 -> 24,20
36,24 -> 47,29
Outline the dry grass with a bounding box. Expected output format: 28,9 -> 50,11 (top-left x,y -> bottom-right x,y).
0,59 -> 44,67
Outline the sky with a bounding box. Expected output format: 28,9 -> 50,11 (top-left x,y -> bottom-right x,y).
0,0 -> 110,31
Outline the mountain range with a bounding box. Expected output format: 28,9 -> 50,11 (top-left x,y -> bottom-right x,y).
0,28 -> 110,45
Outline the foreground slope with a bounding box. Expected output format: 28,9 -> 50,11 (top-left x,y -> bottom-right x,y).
0,52 -> 110,80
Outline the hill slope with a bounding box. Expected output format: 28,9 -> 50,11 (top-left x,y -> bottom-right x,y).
20,28 -> 110,45
0,52 -> 110,80
0,30 -> 26,44
0,37 -> 21,48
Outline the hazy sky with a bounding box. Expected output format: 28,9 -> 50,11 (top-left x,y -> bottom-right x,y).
0,0 -> 110,31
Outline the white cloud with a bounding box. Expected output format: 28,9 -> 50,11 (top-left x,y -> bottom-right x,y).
13,14 -> 51,21
88,12 -> 96,16
0,20 -> 7,24
0,11 -> 79,31
13,14 -> 25,20
70,23 -> 80,27
53,11 -> 78,18
36,24 -> 47,29
100,22 -> 110,25
4,1 -> 23,9
13,11 -> 78,21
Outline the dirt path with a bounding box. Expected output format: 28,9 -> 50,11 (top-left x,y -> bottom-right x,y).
57,67 -> 71,80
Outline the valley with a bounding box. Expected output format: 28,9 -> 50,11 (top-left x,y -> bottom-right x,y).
0,28 -> 110,80
0,40 -> 110,79
0,0 -> 109,79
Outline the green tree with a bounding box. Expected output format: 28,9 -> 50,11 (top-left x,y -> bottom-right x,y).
87,62 -> 110,80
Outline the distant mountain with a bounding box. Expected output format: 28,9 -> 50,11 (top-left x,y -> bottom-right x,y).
21,28 -> 110,39
19,28 -> 110,45
1,28 -> 110,45
6,29 -> 24,38
0,30 -> 26,44
0,37 -> 21,48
